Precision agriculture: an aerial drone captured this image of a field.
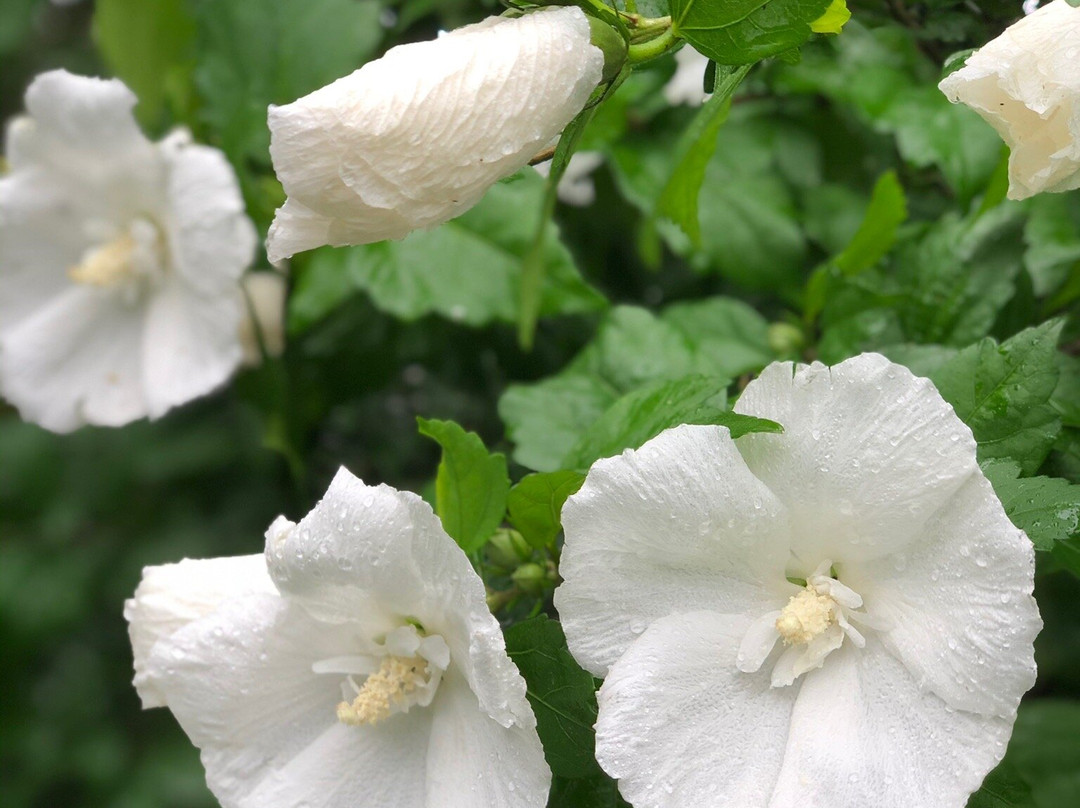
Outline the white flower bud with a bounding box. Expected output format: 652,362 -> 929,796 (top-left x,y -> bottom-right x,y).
939,1 -> 1080,200
265,7 -> 605,263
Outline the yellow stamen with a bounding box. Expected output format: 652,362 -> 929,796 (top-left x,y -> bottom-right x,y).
776,586 -> 835,645
69,234 -> 137,287
336,656 -> 427,726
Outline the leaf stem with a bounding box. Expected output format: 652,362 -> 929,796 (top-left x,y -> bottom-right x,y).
626,26 -> 678,64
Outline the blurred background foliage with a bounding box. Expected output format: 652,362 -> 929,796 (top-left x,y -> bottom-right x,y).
1,1 -> 1079,807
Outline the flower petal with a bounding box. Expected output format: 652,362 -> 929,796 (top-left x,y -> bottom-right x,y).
141,277 -> 245,418
842,471 -> 1040,717
734,353 -> 979,567
769,640 -> 1014,808
0,285 -> 146,432
266,468 -> 535,729
594,611 -> 798,808
265,6 -> 603,259
124,554 -> 276,708
556,424 -> 793,677
160,133 -> 256,296
145,592 -> 417,808
425,672 -> 550,808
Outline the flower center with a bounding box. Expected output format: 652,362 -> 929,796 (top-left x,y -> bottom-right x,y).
69,218 -> 165,293
336,655 -> 429,726
775,586 -> 835,645
737,560 -> 880,688
313,623 -> 450,728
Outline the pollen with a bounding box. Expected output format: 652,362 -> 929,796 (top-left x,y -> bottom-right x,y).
776,586 -> 835,646
336,655 -> 427,726
69,234 -> 138,287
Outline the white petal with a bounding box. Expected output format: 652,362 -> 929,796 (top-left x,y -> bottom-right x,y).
141,277 -> 245,418
239,272 -> 288,365
769,640 -> 1014,808
736,610 -> 783,673
160,133 -> 256,296
123,554 -> 275,708
663,46 -> 712,106
556,424 -> 793,677
265,6 -> 603,260
266,467 -> 536,729
594,611 -> 798,808
0,285 -> 146,432
146,592 -> 416,808
938,2 -> 1080,199
734,354 -> 979,566
842,471 -> 1040,717
425,673 -> 551,808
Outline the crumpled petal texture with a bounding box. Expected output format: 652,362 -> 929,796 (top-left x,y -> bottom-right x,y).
0,70 -> 257,432
557,353 -> 1040,808
939,1 -> 1080,199
125,467 -> 549,808
265,6 -> 604,261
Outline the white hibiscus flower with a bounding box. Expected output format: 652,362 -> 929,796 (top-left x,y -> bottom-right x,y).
939,0 -> 1080,200
663,47 -> 711,107
265,6 -> 605,262
0,70 -> 256,432
125,467 -> 550,808
555,353 -> 1040,808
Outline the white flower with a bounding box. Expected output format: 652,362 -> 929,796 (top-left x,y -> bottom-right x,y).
532,151 -> 605,206
555,354 -> 1040,808
939,1 -> 1080,200
0,70 -> 256,432
265,6 -> 604,262
663,47 -> 711,107
125,467 -> 550,808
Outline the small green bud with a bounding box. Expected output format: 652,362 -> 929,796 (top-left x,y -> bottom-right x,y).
587,16 -> 628,82
512,562 -> 553,597
487,529 -> 532,569
768,322 -> 805,357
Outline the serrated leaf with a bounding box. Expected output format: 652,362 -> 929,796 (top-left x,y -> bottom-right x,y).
563,375 -> 782,469
504,616 -> 600,779
93,0 -> 196,126
660,297 -> 775,377
417,418 -> 509,554
288,171 -> 606,332
982,460 -> 1080,552
508,471 -> 586,550
670,0 -> 832,65
967,760 -> 1036,808
931,321 -> 1064,474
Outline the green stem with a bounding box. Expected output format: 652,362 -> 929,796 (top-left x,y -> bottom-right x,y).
626,27 -> 678,64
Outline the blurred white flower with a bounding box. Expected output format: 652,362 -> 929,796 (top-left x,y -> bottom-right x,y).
126,467 -> 550,808
0,70 -> 256,432
556,353 -> 1040,808
239,271 -> 287,366
532,151 -> 605,206
939,1 -> 1080,199
265,6 -> 604,262
663,46 -> 712,106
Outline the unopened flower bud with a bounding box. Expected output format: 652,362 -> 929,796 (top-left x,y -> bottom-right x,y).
512,563 -> 554,597
486,529 -> 533,570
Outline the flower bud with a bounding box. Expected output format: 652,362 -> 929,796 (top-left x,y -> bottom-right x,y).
767,322 -> 805,358
512,562 -> 554,597
587,16 -> 628,83
939,1 -> 1080,200
265,7 -> 604,262
486,528 -> 533,570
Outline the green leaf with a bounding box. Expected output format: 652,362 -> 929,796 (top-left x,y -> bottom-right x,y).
670,0 -> 832,65
660,297 -> 775,377
982,460 -> 1080,552
810,0 -> 850,34
504,616 -> 601,779
508,472 -> 586,550
192,0 -> 385,165
288,171 -> 606,332
563,375 -> 782,469
967,760 -> 1036,808
656,64 -> 751,242
833,170 -> 907,276
416,418 -> 509,554
93,0 -> 196,127
1007,700 -> 1080,808
548,772 -> 630,808
931,321 -> 1064,474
